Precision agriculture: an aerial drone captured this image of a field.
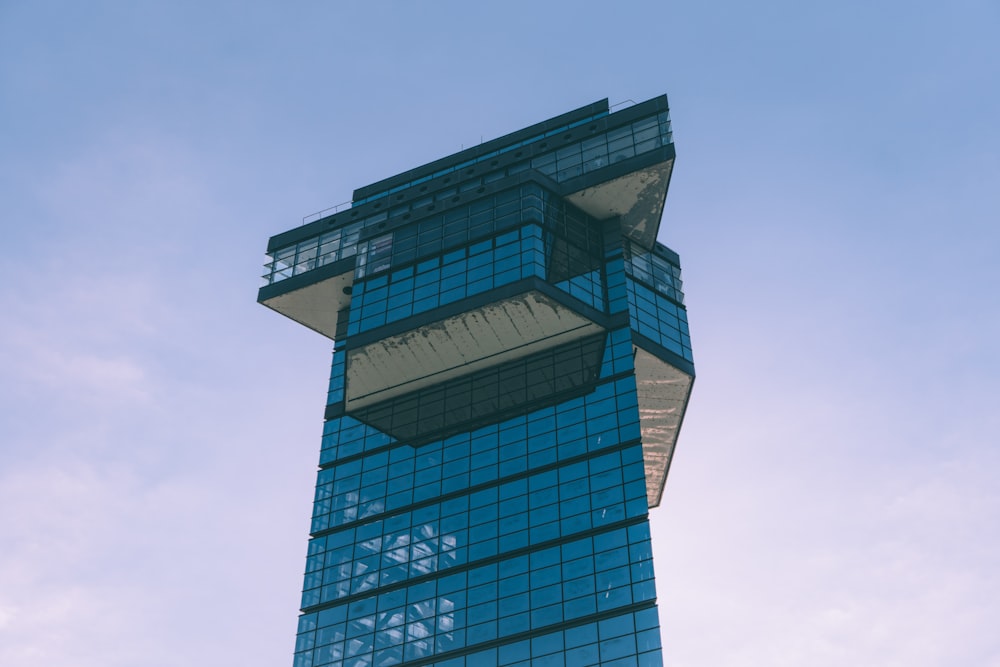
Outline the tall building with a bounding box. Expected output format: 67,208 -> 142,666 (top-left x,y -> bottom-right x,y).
258,95 -> 694,667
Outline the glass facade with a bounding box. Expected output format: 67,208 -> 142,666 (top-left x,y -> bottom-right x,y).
262,110 -> 672,288
296,328 -> 663,667
347,184 -> 605,336
259,95 -> 693,667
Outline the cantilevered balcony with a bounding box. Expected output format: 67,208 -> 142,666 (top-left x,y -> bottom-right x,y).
257,96 -> 674,340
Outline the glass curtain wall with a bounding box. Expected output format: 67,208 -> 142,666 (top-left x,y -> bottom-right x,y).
293,197 -> 667,667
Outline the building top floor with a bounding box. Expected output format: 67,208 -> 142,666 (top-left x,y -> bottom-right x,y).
263,95 -> 674,259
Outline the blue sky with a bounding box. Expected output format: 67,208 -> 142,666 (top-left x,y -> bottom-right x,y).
1,2 -> 998,665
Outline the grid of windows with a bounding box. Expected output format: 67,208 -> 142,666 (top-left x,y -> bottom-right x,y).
421,607 -> 664,667
263,108 -> 670,288
303,445 -> 650,611
319,329 -> 636,466
529,113 -> 672,183
295,328 -> 659,667
303,461 -> 651,607
348,227 -> 539,336
327,349 -> 347,409
352,183 -> 603,278
318,416 -> 395,469
623,241 -> 684,305
340,181 -> 607,330
294,525 -> 659,667
265,223 -> 364,285
602,257 -> 629,317
352,335 -> 606,442
625,276 -> 693,363
375,185 -> 541,270
314,332 -> 637,523
347,224 -> 604,337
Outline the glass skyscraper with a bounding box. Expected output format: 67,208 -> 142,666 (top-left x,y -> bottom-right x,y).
258,95 -> 694,667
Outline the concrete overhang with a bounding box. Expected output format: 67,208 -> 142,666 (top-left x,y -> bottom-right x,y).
257,258 -> 355,339
564,151 -> 674,249
345,291 -> 605,410
634,344 -> 694,508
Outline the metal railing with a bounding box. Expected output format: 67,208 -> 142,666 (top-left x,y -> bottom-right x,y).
303,200 -> 353,225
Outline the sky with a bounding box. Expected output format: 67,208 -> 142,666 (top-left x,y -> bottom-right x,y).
1,1 -> 998,665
